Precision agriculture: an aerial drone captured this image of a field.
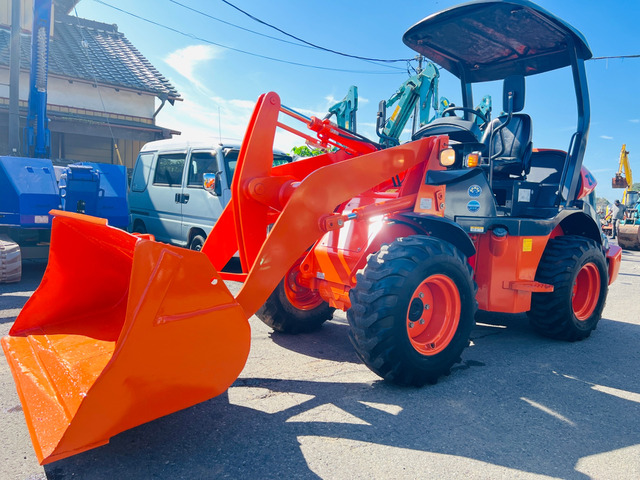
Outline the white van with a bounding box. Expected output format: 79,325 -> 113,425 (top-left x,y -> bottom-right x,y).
128,138 -> 291,250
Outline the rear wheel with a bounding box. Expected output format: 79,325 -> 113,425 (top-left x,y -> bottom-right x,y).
528,236 -> 608,341
256,259 -> 335,333
132,220 -> 147,234
189,234 -> 206,251
347,236 -> 477,386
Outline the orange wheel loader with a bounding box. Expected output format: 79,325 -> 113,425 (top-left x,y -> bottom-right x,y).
2,0 -> 622,465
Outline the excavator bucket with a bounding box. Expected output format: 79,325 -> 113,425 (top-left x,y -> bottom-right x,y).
1,211 -> 250,464
617,223 -> 640,250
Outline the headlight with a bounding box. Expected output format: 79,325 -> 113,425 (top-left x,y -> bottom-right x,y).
439,148 -> 456,167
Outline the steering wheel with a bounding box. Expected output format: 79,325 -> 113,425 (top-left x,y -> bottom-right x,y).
441,106 -> 488,124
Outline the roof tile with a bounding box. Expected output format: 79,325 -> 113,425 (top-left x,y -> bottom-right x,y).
0,14 -> 180,101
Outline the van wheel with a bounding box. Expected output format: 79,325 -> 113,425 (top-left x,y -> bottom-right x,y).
132,221 -> 147,234
189,234 -> 206,251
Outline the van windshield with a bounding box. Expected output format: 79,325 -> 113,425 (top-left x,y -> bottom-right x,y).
223,150 -> 292,183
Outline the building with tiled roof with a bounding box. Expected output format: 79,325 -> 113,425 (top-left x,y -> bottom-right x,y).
0,0 -> 181,169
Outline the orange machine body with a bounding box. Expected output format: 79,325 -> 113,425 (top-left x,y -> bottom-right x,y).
2,92 -> 623,465
2,92 -> 447,464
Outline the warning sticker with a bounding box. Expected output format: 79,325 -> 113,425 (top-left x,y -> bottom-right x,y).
522,238 -> 533,252
419,197 -> 433,210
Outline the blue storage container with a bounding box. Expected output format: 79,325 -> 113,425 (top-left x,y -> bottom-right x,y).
0,156 -> 60,228
59,164 -> 100,216
74,162 -> 129,228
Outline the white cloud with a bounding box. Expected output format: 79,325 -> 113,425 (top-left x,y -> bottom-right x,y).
600,135 -> 614,140
156,85 -> 373,154
630,119 -> 640,123
164,45 -> 221,90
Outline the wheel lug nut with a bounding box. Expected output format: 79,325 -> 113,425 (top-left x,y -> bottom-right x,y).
409,322 -> 414,328
419,319 -> 425,325
424,304 -> 430,310
419,292 -> 424,299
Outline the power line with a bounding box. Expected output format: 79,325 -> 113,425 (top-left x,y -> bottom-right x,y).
91,0 -> 405,75
167,0 -> 404,71
218,0 -> 414,64
167,0 -> 311,50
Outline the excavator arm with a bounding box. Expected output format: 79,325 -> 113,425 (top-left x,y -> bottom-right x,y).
612,144 -> 632,189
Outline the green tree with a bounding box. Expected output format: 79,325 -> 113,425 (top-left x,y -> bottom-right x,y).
631,182 -> 640,192
291,145 -> 324,158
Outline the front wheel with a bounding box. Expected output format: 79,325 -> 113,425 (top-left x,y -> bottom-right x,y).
528,236 -> 608,341
347,236 -> 477,386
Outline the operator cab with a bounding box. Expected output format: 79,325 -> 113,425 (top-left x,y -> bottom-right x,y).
404,0 -> 592,218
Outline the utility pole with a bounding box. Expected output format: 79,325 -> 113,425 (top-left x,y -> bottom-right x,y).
8,0 -> 21,155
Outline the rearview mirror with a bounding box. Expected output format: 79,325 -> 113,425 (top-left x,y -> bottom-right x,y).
203,172 -> 222,196
503,75 -> 525,113
376,100 -> 387,132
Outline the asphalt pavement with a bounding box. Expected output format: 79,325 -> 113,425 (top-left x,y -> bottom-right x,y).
1,246 -> 639,480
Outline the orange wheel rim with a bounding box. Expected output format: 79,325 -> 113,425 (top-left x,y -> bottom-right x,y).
283,262 -> 324,311
406,274 -> 461,355
572,262 -> 600,321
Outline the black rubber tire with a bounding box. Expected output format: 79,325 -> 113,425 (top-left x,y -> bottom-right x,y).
528,236 -> 608,341
347,235 -> 477,386
189,234 -> 206,251
256,279 -> 335,334
132,220 -> 147,234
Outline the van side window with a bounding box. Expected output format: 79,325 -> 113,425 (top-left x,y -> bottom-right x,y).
131,152 -> 154,192
187,151 -> 218,188
153,153 -> 186,186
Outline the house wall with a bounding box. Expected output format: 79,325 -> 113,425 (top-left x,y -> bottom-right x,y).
0,0 -> 56,33
0,67 -> 164,167
0,70 -> 156,118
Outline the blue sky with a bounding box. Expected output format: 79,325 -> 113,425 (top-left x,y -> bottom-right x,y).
75,0 -> 640,202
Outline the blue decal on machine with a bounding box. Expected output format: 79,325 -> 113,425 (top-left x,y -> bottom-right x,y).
467,200 -> 481,213
468,184 -> 482,197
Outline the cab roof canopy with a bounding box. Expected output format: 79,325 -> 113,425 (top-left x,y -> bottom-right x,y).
403,0 -> 592,83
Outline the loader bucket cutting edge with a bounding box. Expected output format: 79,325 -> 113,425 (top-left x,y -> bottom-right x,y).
1,211 -> 251,465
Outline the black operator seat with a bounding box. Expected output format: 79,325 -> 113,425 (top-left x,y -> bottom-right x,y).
482,75 -> 533,179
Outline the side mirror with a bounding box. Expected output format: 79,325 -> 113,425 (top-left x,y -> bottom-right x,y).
376,100 -> 387,132
203,172 -> 222,196
503,75 -> 525,113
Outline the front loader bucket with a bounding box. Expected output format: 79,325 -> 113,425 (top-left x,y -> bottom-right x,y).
1,211 -> 250,464
617,223 -> 640,250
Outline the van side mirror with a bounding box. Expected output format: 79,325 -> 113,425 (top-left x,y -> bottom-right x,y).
203,172 -> 223,196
